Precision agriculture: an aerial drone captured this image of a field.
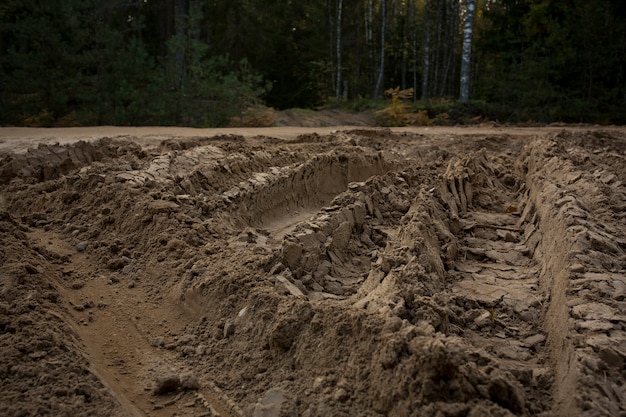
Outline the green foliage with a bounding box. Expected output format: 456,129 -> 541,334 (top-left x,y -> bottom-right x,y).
412,99 -> 501,125
202,1 -> 331,109
1,0 -> 624,126
178,56 -> 271,127
474,0 -> 626,124
0,0 -> 271,127
102,39 -> 166,125
165,55 -> 271,127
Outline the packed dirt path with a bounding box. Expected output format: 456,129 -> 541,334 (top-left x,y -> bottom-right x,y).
2,124 -> 624,154
1,126 -> 625,417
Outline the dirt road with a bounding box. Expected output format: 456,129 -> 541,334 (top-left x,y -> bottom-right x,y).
2,124 -> 624,153
1,126 -> 625,417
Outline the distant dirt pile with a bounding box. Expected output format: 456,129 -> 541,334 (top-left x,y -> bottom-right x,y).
0,128 -> 625,417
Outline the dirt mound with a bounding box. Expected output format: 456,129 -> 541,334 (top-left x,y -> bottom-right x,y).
1,128 -> 625,417
0,138 -> 146,185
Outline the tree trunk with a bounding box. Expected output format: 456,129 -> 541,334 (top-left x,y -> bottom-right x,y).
421,0 -> 430,101
459,0 -> 476,102
329,0 -> 335,94
439,0 -> 458,97
174,0 -> 186,123
401,1 -> 408,90
192,0 -> 201,41
367,0 -> 374,94
174,0 -> 185,83
410,0 -> 417,100
433,0 -> 443,98
336,0 -> 343,101
374,0 -> 386,98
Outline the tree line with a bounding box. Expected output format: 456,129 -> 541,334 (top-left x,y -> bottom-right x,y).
1,0 -> 624,127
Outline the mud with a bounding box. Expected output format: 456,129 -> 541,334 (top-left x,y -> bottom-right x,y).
0,127 -> 625,417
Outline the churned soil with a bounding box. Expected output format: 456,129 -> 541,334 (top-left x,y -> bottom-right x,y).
0,125 -> 625,417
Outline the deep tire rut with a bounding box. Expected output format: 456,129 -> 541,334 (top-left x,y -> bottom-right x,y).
437,149 -> 554,414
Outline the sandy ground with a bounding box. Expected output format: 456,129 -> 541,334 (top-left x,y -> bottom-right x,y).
2,124 -> 624,154
1,125 -> 625,417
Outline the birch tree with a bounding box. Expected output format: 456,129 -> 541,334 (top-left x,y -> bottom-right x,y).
335,0 -> 343,101
459,0 -> 475,102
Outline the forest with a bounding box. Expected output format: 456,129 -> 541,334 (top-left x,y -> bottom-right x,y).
1,0 -> 625,127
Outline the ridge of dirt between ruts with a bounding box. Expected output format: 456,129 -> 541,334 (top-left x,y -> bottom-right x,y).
0,129 -> 625,417
521,131 -> 626,415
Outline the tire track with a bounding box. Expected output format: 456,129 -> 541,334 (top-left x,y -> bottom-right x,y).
440,149 -> 553,414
